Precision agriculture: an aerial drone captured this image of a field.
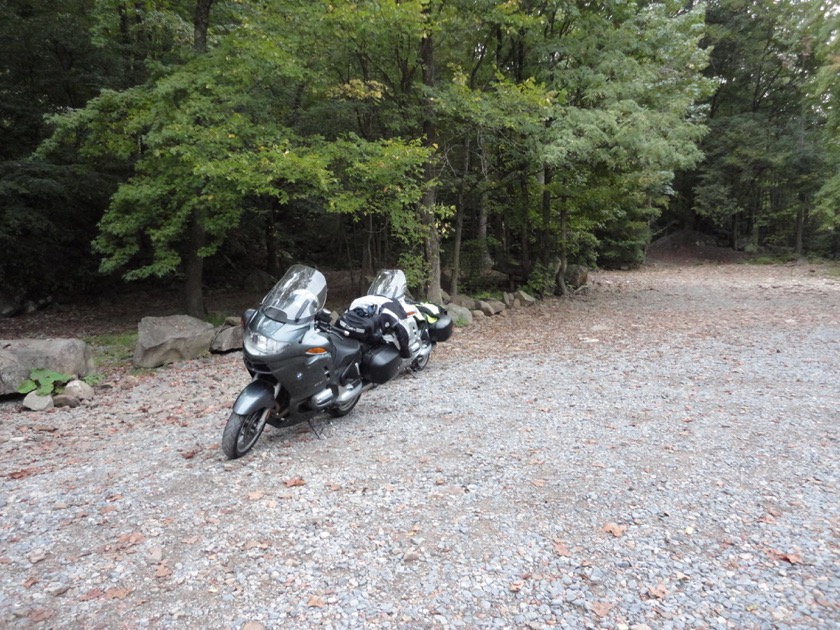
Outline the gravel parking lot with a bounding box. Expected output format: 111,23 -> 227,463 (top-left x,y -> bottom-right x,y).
1,260 -> 838,629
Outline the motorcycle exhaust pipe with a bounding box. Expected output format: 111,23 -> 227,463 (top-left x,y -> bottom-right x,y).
309,388 -> 335,409
335,380 -> 374,403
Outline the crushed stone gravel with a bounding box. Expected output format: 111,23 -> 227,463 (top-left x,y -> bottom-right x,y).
1,261 -> 838,629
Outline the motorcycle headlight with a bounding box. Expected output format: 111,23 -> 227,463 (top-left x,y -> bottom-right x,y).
244,330 -> 289,355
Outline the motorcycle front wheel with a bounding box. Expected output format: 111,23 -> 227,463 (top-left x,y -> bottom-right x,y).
222,408 -> 269,459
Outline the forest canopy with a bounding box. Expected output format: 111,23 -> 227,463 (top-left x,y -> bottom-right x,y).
1,0 -> 837,314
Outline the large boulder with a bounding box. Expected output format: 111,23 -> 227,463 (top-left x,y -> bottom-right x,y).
478,300 -> 505,316
449,294 -> 479,310
133,315 -> 216,368
564,265 -> 588,289
444,303 -> 472,326
514,289 -> 537,306
0,339 -> 95,396
210,317 -> 243,353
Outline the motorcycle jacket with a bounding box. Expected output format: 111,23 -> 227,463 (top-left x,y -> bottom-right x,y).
345,294 -> 413,358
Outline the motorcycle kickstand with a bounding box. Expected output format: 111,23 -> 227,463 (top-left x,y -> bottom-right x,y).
307,418 -> 323,440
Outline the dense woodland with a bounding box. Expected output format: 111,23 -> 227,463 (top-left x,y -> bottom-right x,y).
1,0 -> 838,316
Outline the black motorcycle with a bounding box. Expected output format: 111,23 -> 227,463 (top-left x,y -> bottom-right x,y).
222,264 -> 401,459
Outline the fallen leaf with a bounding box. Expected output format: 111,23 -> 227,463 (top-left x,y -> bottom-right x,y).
28,609 -> 54,622
9,467 -> 41,480
769,550 -> 802,564
181,536 -> 199,544
648,582 -> 668,599
244,540 -> 269,550
23,577 -> 38,588
307,595 -> 326,607
592,601 -> 613,618
532,479 -> 546,487
180,447 -> 200,459
155,564 -> 172,578
601,522 -> 627,537
247,490 -> 264,501
284,477 -> 306,488
553,541 -> 570,557
117,531 -> 146,547
79,588 -> 104,601
508,581 -> 524,592
104,587 -> 131,600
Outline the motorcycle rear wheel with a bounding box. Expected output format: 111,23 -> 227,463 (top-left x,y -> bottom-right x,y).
412,339 -> 433,371
222,409 -> 268,459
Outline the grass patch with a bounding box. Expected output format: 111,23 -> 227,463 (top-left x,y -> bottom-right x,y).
205,311 -> 230,327
472,289 -> 503,301
749,254 -> 798,265
84,331 -> 138,370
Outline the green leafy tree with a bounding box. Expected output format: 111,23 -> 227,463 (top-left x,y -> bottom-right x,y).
675,0 -> 831,256
812,3 -> 840,254
40,1 -> 435,312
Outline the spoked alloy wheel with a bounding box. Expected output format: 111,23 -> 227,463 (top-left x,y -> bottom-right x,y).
222,408 -> 269,459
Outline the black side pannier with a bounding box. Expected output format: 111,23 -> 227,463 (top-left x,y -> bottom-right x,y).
360,345 -> 401,384
416,303 -> 454,343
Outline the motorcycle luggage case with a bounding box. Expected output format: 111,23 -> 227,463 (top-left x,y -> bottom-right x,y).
361,345 -> 401,384
428,314 -> 453,342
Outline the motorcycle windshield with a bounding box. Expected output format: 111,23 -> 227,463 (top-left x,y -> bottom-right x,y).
367,269 -> 408,300
260,265 -> 327,323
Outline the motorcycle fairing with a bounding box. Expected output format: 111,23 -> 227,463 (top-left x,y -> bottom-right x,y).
367,269 -> 409,301
261,264 -> 328,323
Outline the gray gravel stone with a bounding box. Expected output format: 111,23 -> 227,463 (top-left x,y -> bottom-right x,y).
1,264 -> 838,628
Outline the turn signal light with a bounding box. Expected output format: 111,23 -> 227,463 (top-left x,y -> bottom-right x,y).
306,347 -> 328,355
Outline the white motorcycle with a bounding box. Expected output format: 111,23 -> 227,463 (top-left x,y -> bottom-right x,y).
364,269 -> 453,371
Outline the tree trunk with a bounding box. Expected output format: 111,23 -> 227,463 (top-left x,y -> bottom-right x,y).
362,214 -> 374,279
181,0 -> 214,316
451,205 -> 464,296
554,203 -> 569,296
794,197 -> 805,258
266,204 -> 280,278
539,166 -> 552,265
183,211 -> 206,317
193,0 -> 214,54
419,12 -> 442,303
450,136 -> 471,296
519,175 -> 531,276
477,192 -> 491,268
